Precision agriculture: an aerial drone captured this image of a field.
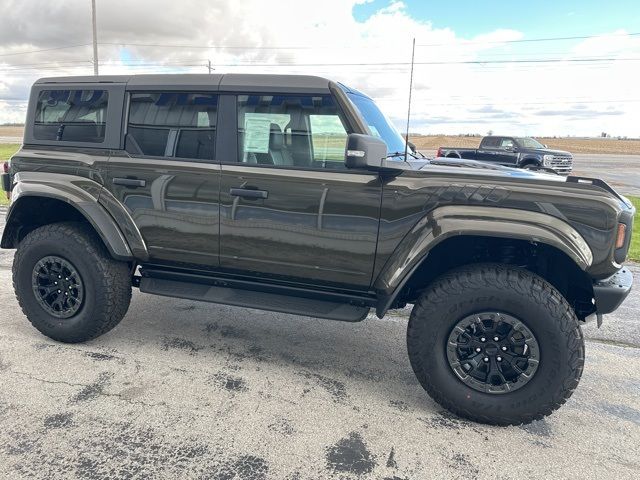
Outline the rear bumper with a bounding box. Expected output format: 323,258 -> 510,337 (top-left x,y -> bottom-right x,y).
593,266 -> 634,315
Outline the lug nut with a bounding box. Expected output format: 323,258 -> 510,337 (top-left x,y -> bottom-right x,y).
497,356 -> 502,362
483,357 -> 489,362
502,346 -> 507,351
493,336 -> 499,341
58,275 -> 62,279
57,290 -> 61,293
480,337 -> 486,342
54,281 -> 58,285
475,347 -> 482,353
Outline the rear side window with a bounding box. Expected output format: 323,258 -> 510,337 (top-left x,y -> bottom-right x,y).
34,90 -> 108,143
127,92 -> 217,160
481,137 -> 499,148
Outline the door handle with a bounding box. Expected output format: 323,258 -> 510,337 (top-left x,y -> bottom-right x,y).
230,188 -> 268,199
113,177 -> 146,188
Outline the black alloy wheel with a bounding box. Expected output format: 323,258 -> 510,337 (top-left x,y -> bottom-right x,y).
446,311 -> 540,394
31,255 -> 84,319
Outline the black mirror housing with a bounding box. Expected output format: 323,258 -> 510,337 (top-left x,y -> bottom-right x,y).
345,133 -> 388,170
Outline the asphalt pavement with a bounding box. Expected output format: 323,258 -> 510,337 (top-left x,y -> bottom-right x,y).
0,210 -> 639,479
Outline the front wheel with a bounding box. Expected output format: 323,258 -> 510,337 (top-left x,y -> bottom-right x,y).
407,263 -> 584,425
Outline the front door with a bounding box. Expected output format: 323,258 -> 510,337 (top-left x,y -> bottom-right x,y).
104,91 -> 221,267
219,93 -> 382,289
495,137 -> 519,166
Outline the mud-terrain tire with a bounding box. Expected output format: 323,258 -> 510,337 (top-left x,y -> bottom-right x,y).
407,263 -> 584,425
13,222 -> 132,343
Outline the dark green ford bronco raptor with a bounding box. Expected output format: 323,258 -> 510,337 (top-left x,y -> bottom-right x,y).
1,74 -> 634,425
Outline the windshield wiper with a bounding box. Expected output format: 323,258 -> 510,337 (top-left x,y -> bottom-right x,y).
386,151 -> 419,160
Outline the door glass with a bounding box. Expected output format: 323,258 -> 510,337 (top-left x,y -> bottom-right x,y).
310,114 -> 348,165
499,138 -> 514,149
127,92 -> 217,160
237,95 -> 347,169
34,89 -> 108,143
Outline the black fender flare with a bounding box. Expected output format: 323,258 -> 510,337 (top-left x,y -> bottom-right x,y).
520,156 -> 542,167
373,205 -> 593,317
1,172 -> 148,261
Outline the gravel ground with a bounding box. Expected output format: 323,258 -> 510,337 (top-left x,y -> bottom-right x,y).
0,212 -> 639,479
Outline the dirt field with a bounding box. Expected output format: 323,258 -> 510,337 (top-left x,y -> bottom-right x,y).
0,126 -> 24,138
2,125 -> 639,155
409,134 -> 640,155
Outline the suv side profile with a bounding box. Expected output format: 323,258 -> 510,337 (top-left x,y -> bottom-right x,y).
1,74 -> 634,425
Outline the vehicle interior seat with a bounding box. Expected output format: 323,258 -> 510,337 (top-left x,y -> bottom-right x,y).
251,123 -> 294,166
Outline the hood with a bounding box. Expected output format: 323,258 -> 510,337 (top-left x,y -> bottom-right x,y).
422,157 -> 564,181
525,148 -> 572,156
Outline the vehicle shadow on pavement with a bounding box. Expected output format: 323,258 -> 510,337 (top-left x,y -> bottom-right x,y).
110,291 -> 440,413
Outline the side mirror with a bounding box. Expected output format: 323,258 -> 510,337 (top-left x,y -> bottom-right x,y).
345,133 -> 388,170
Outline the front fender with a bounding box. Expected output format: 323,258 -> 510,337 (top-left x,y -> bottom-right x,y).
373,205 -> 593,316
2,172 -> 148,261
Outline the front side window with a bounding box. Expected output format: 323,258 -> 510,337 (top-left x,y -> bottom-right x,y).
499,138 -> 515,149
34,89 -> 108,143
237,95 -> 348,169
127,92 -> 217,160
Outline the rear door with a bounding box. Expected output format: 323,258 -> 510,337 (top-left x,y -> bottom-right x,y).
103,90 -> 221,267
218,93 -> 382,290
476,136 -> 500,163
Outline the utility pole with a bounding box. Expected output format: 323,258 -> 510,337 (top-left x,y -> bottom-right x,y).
207,59 -> 212,74
91,0 -> 99,75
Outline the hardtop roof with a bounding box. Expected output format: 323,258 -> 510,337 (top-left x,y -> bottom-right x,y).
34,73 -> 334,93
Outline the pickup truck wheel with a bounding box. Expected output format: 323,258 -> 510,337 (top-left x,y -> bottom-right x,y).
13,222 -> 132,343
407,263 -> 584,425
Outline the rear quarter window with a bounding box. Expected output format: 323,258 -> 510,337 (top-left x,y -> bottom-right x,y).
33,90 -> 108,143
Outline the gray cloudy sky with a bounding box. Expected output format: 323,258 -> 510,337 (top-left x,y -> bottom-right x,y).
1,0 -> 639,136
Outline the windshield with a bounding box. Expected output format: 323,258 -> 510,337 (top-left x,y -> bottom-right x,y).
516,137 -> 545,149
347,93 -> 407,155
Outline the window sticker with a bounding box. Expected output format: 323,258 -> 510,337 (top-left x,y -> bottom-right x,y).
243,115 -> 272,153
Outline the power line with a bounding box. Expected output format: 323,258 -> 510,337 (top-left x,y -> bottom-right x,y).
2,31 -> 638,59
416,31 -> 640,47
92,57 -> 637,67
0,44 -> 91,57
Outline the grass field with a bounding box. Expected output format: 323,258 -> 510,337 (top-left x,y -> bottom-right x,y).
0,143 -> 20,206
409,135 -> 640,155
628,196 -> 640,262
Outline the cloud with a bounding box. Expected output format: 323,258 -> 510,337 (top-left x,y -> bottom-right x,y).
0,1 -> 638,136
535,108 -> 625,117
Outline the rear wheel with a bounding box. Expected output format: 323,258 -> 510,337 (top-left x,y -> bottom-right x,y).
13,222 -> 132,343
407,263 -> 584,425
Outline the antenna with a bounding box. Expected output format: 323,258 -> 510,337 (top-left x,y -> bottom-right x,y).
403,37 -> 416,162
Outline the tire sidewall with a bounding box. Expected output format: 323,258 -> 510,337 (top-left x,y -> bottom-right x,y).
411,270 -> 579,421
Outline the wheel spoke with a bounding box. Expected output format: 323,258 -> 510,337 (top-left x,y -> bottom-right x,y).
31,255 -> 84,319
446,311 -> 540,395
